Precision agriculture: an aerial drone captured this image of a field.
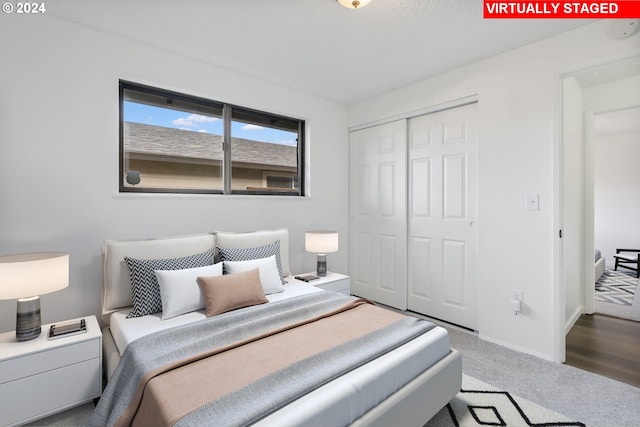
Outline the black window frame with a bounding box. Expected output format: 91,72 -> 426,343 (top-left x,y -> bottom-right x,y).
119,80 -> 305,196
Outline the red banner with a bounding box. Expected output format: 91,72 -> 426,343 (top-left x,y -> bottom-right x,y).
484,1 -> 640,18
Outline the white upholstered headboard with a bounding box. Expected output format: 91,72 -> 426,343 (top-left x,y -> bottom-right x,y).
215,228 -> 290,277
101,228 -> 290,326
102,233 -> 215,325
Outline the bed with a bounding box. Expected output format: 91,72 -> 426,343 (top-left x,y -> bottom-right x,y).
94,229 -> 462,427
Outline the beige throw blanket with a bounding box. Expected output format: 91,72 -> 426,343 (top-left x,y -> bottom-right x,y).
131,299 -> 402,426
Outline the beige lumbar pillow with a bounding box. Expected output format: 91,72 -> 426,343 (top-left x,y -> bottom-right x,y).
197,268 -> 268,317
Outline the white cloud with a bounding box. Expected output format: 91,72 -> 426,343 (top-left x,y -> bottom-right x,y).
172,114 -> 218,128
173,118 -> 193,127
241,124 -> 265,131
191,114 -> 218,124
198,129 -> 208,133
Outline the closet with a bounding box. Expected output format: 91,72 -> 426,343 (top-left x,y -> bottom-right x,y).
349,101 -> 478,330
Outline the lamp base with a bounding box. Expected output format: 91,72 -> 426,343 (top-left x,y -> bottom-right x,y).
16,296 -> 42,341
316,254 -> 327,277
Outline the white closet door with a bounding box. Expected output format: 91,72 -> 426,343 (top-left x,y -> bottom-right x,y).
349,119 -> 407,310
407,103 -> 478,330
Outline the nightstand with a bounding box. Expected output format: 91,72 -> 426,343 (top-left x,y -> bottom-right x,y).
0,315 -> 102,427
300,272 -> 350,295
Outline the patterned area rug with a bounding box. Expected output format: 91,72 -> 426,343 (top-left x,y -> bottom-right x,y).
595,268 -> 637,306
425,375 -> 585,427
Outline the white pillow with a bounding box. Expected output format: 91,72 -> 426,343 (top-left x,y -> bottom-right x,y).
223,255 -> 285,295
155,263 -> 223,319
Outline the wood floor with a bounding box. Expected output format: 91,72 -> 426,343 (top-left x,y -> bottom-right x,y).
566,313 -> 640,388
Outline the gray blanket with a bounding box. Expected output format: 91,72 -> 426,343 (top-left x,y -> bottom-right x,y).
90,291 -> 435,427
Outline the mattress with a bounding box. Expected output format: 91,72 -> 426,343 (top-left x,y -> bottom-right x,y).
107,281 -> 451,426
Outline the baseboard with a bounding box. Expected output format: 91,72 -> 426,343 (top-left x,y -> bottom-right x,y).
564,305 -> 583,334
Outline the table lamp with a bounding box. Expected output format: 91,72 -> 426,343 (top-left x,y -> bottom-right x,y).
305,231 -> 338,277
0,252 -> 69,341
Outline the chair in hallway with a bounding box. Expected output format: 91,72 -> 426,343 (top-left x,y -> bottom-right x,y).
613,248 -> 640,278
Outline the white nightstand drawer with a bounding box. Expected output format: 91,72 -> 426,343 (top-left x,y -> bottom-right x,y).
0,358 -> 101,426
317,279 -> 350,294
0,338 -> 100,384
0,316 -> 102,425
294,272 -> 350,295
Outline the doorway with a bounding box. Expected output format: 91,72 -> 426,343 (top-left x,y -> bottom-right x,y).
591,107 -> 640,321
562,57 -> 640,366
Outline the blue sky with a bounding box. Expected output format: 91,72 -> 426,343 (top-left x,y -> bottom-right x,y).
124,102 -> 297,146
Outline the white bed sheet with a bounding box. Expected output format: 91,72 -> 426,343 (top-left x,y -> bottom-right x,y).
108,279 -> 451,426
109,279 -> 323,356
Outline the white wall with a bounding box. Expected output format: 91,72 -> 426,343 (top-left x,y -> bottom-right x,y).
594,128 -> 640,260
583,79 -> 640,262
0,15 -> 349,333
348,21 -> 640,361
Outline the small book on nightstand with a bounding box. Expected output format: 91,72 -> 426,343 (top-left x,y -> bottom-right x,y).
294,274 -> 320,282
48,319 -> 86,340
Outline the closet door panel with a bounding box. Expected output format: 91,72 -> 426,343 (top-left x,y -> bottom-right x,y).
411,157 -> 432,218
442,239 -> 467,308
349,120 -> 407,310
408,103 -> 478,330
409,236 -> 432,299
443,154 -> 467,219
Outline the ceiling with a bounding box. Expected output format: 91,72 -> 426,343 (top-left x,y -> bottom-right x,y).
48,0 -> 594,104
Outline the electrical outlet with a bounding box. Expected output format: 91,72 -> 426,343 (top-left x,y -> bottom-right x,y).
511,290 -> 524,302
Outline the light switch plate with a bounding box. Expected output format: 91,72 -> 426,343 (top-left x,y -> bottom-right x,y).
526,193 -> 539,211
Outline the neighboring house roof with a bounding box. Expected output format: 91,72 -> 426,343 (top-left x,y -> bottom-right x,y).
124,122 -> 297,169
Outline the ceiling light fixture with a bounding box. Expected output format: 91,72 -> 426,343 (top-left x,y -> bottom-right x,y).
337,0 -> 371,9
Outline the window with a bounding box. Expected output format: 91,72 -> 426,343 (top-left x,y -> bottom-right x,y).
120,81 -> 305,196
265,173 -> 295,190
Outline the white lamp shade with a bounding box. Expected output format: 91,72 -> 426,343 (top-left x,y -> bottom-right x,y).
305,231 -> 339,254
0,252 -> 69,300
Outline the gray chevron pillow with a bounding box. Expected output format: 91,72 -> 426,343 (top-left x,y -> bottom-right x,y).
125,249 -> 214,318
216,240 -> 286,284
